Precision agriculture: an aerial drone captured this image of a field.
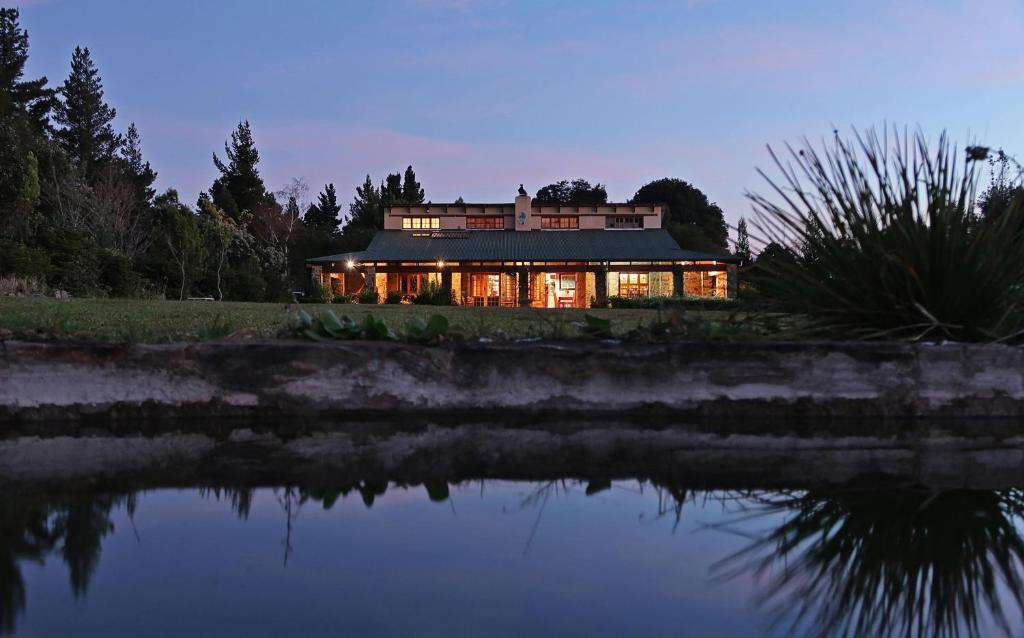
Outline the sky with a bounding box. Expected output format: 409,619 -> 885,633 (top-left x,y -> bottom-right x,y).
14,0 -> 1024,231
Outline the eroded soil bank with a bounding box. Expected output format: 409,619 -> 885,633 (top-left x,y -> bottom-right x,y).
3,338 -> 1024,421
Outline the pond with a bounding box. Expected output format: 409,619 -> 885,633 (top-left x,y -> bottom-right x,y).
3,480 -> 1024,637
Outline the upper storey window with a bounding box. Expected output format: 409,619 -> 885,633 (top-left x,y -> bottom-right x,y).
541,216 -> 579,230
466,216 -> 503,230
607,216 -> 643,229
402,217 -> 440,230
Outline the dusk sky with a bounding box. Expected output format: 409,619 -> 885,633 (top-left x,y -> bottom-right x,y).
16,0 -> 1024,230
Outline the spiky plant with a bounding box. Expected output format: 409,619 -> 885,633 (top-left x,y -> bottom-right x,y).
749,127 -> 1024,341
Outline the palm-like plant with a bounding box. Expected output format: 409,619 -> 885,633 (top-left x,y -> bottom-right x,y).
749,128 -> 1024,341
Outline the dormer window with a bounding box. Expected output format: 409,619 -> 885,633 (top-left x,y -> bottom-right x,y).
541,216 -> 579,230
403,217 -> 440,230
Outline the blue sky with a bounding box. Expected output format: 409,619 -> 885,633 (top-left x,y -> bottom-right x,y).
15,0 -> 1024,229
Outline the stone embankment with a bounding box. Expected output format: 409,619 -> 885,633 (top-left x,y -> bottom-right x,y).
2,338 -> 1023,422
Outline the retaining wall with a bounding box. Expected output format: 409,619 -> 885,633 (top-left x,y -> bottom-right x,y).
2,338 -> 1023,422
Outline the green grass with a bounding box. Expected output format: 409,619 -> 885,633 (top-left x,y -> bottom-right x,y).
0,297 -> 751,343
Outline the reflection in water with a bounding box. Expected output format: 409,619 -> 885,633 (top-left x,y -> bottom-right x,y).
0,493 -> 134,634
1,483 -> 1023,636
711,489 -> 1024,638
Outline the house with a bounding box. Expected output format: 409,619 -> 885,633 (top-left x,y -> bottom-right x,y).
307,186 -> 737,308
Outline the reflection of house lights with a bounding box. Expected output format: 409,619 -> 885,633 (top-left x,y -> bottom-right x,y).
436,260 -> 445,269
346,259 -> 355,270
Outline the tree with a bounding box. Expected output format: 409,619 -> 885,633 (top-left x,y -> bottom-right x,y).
159,198 -> 205,300
344,174 -> 382,234
198,195 -> 250,301
978,151 -> 1024,222
0,8 -> 55,130
379,165 -> 424,208
209,120 -> 274,225
631,178 -> 728,251
119,123 -> 156,206
734,217 -> 752,266
535,178 -> 608,205
54,47 -> 120,176
400,165 -> 424,204
304,183 -> 341,235
83,164 -> 151,258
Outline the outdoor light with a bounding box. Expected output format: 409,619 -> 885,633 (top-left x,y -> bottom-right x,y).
436,260 -> 445,269
346,259 -> 355,270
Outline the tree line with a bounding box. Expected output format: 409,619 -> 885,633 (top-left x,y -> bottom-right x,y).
0,8 -> 743,302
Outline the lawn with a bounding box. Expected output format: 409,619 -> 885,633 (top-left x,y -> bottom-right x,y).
0,297 -> 741,342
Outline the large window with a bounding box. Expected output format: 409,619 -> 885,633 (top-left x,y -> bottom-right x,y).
402,217 -> 440,230
607,216 -> 643,229
541,216 -> 579,229
466,216 -> 503,230
618,273 -> 649,297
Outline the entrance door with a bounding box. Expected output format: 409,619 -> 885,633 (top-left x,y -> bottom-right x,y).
470,273 -> 501,306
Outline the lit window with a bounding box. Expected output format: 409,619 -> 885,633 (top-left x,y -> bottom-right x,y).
541,216 -> 579,229
402,217 -> 441,230
618,272 -> 649,297
466,216 -> 503,230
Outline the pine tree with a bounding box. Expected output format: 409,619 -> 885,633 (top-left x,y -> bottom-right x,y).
381,171 -> 403,207
400,165 -> 424,204
304,183 -> 341,234
345,174 -> 383,232
120,123 -> 157,205
735,217 -> 752,266
0,8 -> 54,129
209,120 -> 274,224
54,46 -> 120,175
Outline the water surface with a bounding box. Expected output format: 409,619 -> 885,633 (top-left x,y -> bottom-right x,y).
4,481 -> 1023,637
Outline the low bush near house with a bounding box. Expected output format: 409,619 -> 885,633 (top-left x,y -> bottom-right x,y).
308,284 -> 332,304
411,282 -> 452,305
749,127 -> 1024,341
357,289 -> 378,304
333,293 -> 353,304
607,295 -> 737,310
385,291 -> 402,304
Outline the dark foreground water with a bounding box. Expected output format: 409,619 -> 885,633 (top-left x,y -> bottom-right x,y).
4,481 -> 1024,638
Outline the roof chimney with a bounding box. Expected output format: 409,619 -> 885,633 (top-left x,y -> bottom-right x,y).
515,185 -> 530,231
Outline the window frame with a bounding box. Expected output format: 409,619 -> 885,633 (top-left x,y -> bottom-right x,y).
466,216 -> 504,230
402,217 -> 441,230
541,216 -> 579,230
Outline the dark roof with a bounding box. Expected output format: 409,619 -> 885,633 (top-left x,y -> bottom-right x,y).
386,201 -> 666,210
308,230 -> 735,264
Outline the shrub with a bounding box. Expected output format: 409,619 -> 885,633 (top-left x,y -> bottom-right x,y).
305,283 -> 332,304
749,127 -> 1024,341
333,293 -> 353,304
385,291 -> 402,304
411,281 -> 452,305
0,275 -> 45,297
607,295 -> 737,310
98,251 -> 143,297
357,288 -> 379,304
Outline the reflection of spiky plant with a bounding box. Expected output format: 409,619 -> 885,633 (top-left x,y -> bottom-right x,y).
712,489 -> 1024,638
